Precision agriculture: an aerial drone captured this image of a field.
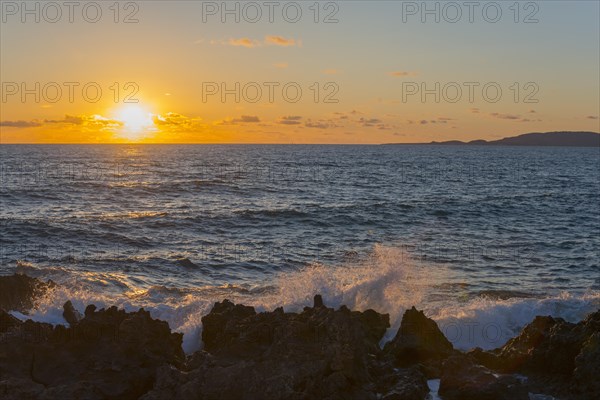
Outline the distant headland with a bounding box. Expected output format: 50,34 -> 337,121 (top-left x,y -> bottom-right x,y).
385,131 -> 600,147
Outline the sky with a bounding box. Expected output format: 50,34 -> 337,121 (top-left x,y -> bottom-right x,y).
1,0 -> 599,143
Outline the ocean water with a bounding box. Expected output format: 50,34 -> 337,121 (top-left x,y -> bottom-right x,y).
1,144 -> 599,353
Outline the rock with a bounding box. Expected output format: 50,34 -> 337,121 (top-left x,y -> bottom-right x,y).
495,315 -> 582,375
0,378 -> 44,400
62,300 -> 82,326
377,366 -> 430,400
313,294 -> 324,308
142,296 -> 429,400
572,312 -> 600,399
0,304 -> 184,399
84,304 -> 97,317
1,292 -> 596,400
383,306 -> 454,371
439,354 -> 528,400
0,309 -> 22,333
201,299 -> 257,354
471,309 -> 600,400
0,274 -> 54,313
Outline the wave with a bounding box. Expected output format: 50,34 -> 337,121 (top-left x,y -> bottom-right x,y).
9,245 -> 600,355
233,208 -> 310,219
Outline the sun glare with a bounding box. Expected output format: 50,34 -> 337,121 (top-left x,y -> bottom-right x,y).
115,105 -> 155,140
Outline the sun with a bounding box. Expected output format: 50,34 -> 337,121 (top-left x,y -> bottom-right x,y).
114,105 -> 156,140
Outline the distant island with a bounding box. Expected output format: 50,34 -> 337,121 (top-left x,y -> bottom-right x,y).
385,131 -> 600,147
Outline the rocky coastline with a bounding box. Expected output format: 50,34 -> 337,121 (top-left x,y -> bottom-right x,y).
0,273 -> 598,400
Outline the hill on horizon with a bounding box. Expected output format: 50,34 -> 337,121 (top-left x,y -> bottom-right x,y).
386,131 -> 600,147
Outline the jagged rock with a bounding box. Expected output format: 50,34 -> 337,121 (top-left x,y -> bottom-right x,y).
495,315 -> 582,375
84,304 -> 97,317
376,366 -> 430,400
0,378 -> 44,400
470,310 -> 600,400
439,354 -> 528,400
143,296 -> 428,400
0,274 -> 54,313
383,306 -> 454,372
573,332 -> 600,397
313,294 -> 324,308
62,300 -> 82,326
1,282 -> 597,400
0,304 -> 184,399
0,309 -> 22,333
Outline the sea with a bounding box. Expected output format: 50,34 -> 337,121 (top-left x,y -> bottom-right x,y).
1,144 -> 599,354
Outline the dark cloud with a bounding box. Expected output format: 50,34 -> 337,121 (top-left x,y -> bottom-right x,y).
278,116 -> 303,125
0,120 -> 42,128
44,115 -> 84,125
490,113 -> 521,120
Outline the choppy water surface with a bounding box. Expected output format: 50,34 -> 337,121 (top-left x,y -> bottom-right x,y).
1,144 -> 599,353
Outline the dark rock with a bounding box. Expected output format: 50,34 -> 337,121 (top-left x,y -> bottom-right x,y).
200,299 -> 257,353
439,354 -> 528,400
0,378 -> 45,400
313,294 -> 324,308
62,300 -> 82,326
84,304 -> 97,317
383,306 -> 454,371
495,315 -> 581,375
472,309 -> 600,400
0,309 -> 22,333
573,332 -> 600,397
376,366 -> 430,400
0,304 -> 184,399
143,296 -> 427,400
2,292 -> 596,400
0,274 -> 54,313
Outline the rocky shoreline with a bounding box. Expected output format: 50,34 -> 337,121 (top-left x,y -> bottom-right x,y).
0,274 -> 598,400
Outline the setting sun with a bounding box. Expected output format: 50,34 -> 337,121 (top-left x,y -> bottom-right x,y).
114,105 -> 155,140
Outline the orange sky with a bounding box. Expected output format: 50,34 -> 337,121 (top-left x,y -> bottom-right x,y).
1,1 -> 598,144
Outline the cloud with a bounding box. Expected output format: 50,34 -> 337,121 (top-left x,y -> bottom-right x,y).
389,71 -> 418,77
84,115 -> 123,129
233,115 -> 260,123
490,113 -> 521,120
218,36 -> 298,48
359,117 -> 382,127
265,35 -> 296,47
322,69 -> 340,75
274,62 -> 288,69
44,115 -> 84,125
278,115 -> 303,125
470,108 -> 480,114
486,112 -> 541,123
154,112 -> 190,126
148,112 -> 207,133
0,120 -> 42,128
0,114 -> 121,129
228,37 -> 259,48
217,115 -> 260,125
305,118 -> 338,129
586,115 -> 599,120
